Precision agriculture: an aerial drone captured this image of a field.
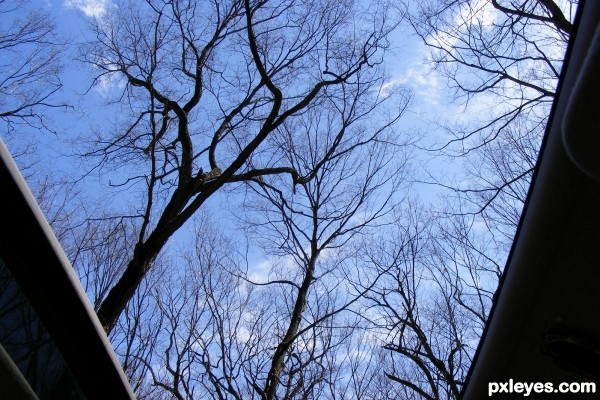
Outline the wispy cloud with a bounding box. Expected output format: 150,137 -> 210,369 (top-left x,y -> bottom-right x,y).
94,71 -> 126,96
424,0 -> 499,56
384,60 -> 444,110
64,0 -> 109,18
378,77 -> 405,98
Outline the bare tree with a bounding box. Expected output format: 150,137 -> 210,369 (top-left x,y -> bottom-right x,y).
0,0 -> 64,133
69,217 -> 141,310
110,213 -> 387,400
1,1 -> 577,399
365,204 -> 489,400
77,0 -> 402,334
101,57 -> 412,396
366,4 -> 579,395
409,0 -> 576,226
237,85 -> 409,398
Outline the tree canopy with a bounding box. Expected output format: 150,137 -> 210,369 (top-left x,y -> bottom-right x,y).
0,0 -> 578,399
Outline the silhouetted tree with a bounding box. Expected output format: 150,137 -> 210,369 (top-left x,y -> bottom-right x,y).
410,0 -> 576,232
79,0 -> 402,334
0,0 -> 64,132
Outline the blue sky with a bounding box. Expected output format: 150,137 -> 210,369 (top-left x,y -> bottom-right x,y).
2,0 -> 493,285
12,0 -> 465,198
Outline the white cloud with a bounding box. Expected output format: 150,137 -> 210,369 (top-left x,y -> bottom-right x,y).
248,254 -> 300,284
248,259 -> 272,284
93,71 -> 126,96
89,56 -> 127,96
378,77 -> 405,98
425,0 -> 499,56
64,0 -> 109,18
389,64 -> 444,110
473,0 -> 498,28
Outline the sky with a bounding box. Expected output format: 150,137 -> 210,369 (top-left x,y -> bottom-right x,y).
0,3 -> 578,397
5,0 -> 511,177
4,0 -> 468,204
47,0 -> 459,127
1,0 -> 501,285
